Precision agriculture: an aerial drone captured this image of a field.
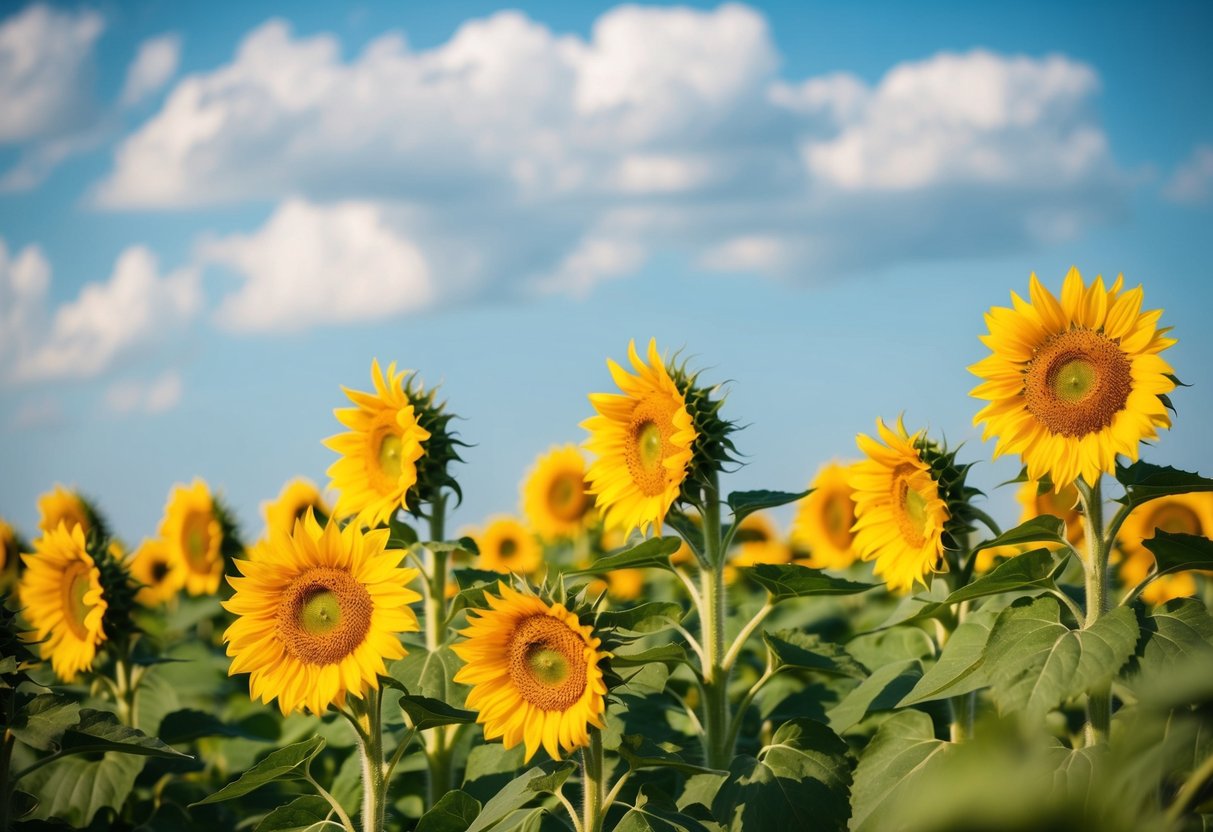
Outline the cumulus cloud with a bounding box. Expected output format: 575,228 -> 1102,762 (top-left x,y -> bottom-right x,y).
94,4 -> 1127,309
200,198 -> 433,332
0,239 -> 201,382
1163,144 -> 1213,205
105,370 -> 183,415
121,33 -> 182,107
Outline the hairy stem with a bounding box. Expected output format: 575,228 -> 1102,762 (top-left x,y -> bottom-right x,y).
581,731 -> 606,832
1077,477 -> 1111,745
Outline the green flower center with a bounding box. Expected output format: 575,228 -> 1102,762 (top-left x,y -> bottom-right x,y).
637,422 -> 663,471
1052,358 -> 1097,403
526,646 -> 570,687
300,589 -> 341,636
182,511 -> 213,570
61,563 -> 95,640
378,434 -> 404,480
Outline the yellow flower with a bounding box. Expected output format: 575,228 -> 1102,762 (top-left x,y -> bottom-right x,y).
324,360 -> 431,529
729,513 -> 792,568
453,583 -> 608,761
263,478 -> 332,539
37,485 -> 91,537
792,463 -> 859,570
583,339 -> 697,536
473,517 -> 543,576
0,518 -> 15,576
971,269 -> 1176,488
522,446 -> 595,541
223,512 -> 421,715
19,524 -> 107,681
1116,492 -> 1213,604
160,479 -> 224,596
1016,480 -> 1085,548
850,418 -> 949,592
128,539 -> 183,607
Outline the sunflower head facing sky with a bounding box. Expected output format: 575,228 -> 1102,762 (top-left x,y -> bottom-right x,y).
971,269 -> 1176,488
223,511 -> 421,715
452,582 -> 608,762
850,418 -> 951,593
474,517 -> 543,576
19,523 -> 108,682
792,462 -> 860,570
263,478 -> 332,539
129,538 -> 183,607
160,479 -> 227,596
522,446 -> 596,541
36,485 -> 98,539
582,339 -> 704,536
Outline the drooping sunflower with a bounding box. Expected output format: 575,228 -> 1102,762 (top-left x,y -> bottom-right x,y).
971,269 -> 1176,488
223,512 -> 421,715
128,538 -> 183,607
263,478 -> 332,538
791,463 -> 860,570
37,485 -> 92,537
160,480 -> 225,596
452,582 -> 608,762
522,446 -> 596,541
583,339 -> 698,536
19,523 -> 108,681
474,517 -> 543,576
850,418 -> 950,592
1116,492 -> 1213,605
324,360 -> 431,529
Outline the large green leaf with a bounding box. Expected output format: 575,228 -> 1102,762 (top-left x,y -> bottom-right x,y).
615,734 -> 726,776
849,710 -> 950,832
763,630 -> 866,679
744,563 -> 876,602
398,694 -> 478,730
616,788 -> 715,832
392,645 -> 468,706
610,643 -> 689,668
254,795 -> 333,832
1141,532 -> 1213,577
192,736 -> 326,806
1115,460 -> 1213,508
9,693 -> 81,751
20,747 -> 147,826
565,536 -> 683,575
971,516 -> 1069,554
899,615 -> 995,706
944,548 -> 1059,604
1125,597 -> 1213,680
727,490 -> 810,521
465,762 -> 577,832
596,602 -> 684,635
981,597 -> 1139,720
713,718 -> 851,832
827,659 -> 923,733
415,789 -> 482,832
56,709 -> 188,761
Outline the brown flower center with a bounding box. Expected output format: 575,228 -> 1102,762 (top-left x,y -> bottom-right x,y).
276,567 -> 373,665
507,614 -> 589,711
1024,328 -> 1132,437
546,472 -> 589,523
151,560 -> 171,583
822,490 -> 856,552
1146,503 -> 1203,537
181,510 -> 213,571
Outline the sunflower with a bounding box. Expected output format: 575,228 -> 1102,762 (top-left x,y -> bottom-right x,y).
971,269 -> 1176,488
522,446 -> 595,541
583,339 -> 697,536
19,523 -> 107,681
1116,492 -> 1213,605
128,538 -> 183,607
37,485 -> 91,536
1017,480 -> 1084,548
474,517 -> 543,576
729,513 -> 792,568
850,418 -> 950,592
160,480 -> 225,596
324,360 -> 431,529
263,478 -> 331,538
0,518 -> 15,576
791,463 -> 859,570
452,582 -> 608,761
223,512 -> 421,715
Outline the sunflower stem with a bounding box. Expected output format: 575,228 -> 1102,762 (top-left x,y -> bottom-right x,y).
1077,477 -> 1111,745
581,730 -> 606,832
1,728 -> 15,832
356,688 -> 388,832
698,476 -> 733,770
423,493 -> 455,808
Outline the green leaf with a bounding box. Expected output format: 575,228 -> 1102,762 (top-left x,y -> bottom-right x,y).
392,645 -> 468,706
399,694 -> 478,730
610,643 -> 688,668
826,659 -> 923,733
898,615 -> 995,706
1126,597 -> 1213,680
57,709 -> 189,761
616,788 -> 715,832
1142,532 -> 1213,577
20,747 -> 147,826
465,762 -> 577,832
1115,460 -> 1213,508
191,735 -> 326,806
254,795 -> 332,832
426,537 -> 480,556
727,490 -> 810,520
596,602 -> 684,635
615,734 -> 727,776
565,536 -> 682,575
454,568 -> 504,589
971,515 -> 1069,554
713,718 -> 851,832
944,548 -> 1059,604
415,789 -> 482,832
763,630 -> 867,679
9,693 -> 80,751
849,710 -> 950,832
744,563 -> 876,602
158,708 -> 261,744
981,597 -> 1139,721
387,515 -> 418,548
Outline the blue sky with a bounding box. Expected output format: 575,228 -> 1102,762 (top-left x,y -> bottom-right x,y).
1,0 -> 1211,545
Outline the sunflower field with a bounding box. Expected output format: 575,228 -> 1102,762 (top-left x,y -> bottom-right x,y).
3,268 -> 1213,832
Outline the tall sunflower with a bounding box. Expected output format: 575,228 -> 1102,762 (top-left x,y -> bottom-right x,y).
19,524 -> 107,681
522,446 -> 595,541
1116,492 -> 1212,605
223,512 -> 421,715
474,517 -> 543,576
791,463 -> 859,570
971,269 -> 1176,488
263,478 -> 332,538
850,418 -> 949,592
452,582 -> 608,761
159,480 -> 225,596
324,360 -> 431,529
582,339 -> 697,536
128,539 -> 183,607
37,485 -> 92,537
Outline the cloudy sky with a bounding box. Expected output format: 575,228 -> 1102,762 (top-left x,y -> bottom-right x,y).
2,0 -> 1211,544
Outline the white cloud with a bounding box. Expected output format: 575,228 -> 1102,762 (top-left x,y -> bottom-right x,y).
1163,144 -> 1213,205
0,4 -> 103,143
121,33 -> 182,107
200,198 -> 433,332
0,240 -> 201,382
105,370 -> 183,415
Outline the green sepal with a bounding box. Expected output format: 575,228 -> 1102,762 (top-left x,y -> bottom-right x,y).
402,377 -> 470,516
666,355 -> 741,501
